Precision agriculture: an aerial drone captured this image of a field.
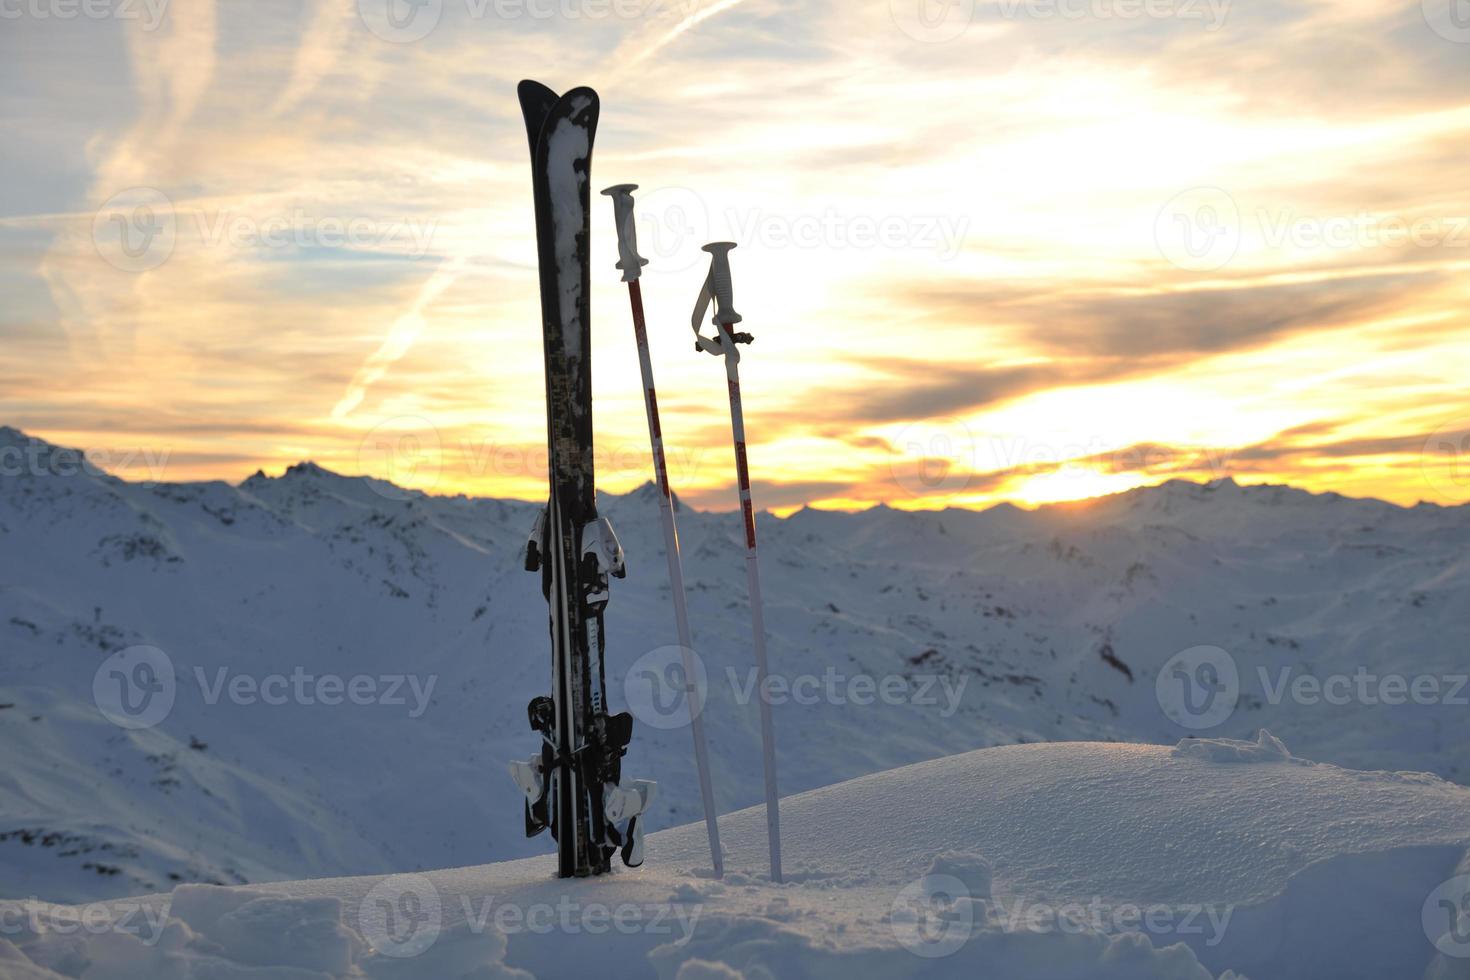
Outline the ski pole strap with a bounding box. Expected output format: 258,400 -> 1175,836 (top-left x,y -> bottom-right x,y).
691,242 -> 753,359
600,184 -> 648,283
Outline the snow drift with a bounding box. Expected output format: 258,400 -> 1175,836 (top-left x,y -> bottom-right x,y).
3,737 -> 1470,979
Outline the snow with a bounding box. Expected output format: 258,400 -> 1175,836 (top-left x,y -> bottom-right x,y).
3,738 -> 1470,978
2,428 -> 1470,909
1172,730 -> 1292,764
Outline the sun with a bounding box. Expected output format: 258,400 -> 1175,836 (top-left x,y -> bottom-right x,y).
1009,467 -> 1146,507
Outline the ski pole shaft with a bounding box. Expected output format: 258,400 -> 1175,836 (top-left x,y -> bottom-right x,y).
603,184 -> 724,877
719,325 -> 782,883
692,241 -> 781,883
633,279 -> 726,878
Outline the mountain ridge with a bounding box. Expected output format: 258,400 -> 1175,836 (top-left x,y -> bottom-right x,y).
2,425 -> 1458,516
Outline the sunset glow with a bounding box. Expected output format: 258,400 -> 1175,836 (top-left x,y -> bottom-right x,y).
2,0 -> 1468,512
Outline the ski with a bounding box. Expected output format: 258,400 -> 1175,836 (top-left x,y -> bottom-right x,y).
509,80 -> 653,878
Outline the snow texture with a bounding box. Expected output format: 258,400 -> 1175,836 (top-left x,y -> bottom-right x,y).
1173,729 -> 1293,763
2,741 -> 1469,978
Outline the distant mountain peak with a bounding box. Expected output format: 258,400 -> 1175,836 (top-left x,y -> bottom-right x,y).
284,461 -> 334,479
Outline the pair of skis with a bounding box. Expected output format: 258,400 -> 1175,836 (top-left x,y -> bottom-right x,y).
508,80 -> 653,879
510,80 -> 781,883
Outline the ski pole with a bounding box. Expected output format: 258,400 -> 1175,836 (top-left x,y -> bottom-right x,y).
691,241 -> 782,884
601,184 -> 724,878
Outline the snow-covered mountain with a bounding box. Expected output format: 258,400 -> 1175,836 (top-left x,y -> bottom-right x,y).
3,425 -> 1468,905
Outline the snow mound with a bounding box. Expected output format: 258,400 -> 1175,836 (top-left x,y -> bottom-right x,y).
3,741 -> 1469,979
1172,729 -> 1293,764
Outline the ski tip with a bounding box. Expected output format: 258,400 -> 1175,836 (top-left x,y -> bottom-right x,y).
518,79 -> 559,101
561,85 -> 601,114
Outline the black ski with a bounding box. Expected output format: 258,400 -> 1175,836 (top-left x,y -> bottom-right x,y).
509,80 -> 654,878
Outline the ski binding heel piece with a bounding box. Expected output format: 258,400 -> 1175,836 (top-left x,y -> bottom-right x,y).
604,778 -> 656,824
582,517 -> 627,579
524,506 -> 548,572
604,779 -> 656,868
509,757 -> 544,802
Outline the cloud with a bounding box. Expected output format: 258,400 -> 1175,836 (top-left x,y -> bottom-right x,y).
331,255 -> 469,419
612,0 -> 757,71
271,0 -> 358,116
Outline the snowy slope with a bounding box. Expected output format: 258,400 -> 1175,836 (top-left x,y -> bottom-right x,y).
4,735 -> 1470,979
2,425 -> 1469,905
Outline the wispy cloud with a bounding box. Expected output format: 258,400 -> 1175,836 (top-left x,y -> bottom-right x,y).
271,0 -> 357,116
332,254 -> 469,419
614,0 -> 754,71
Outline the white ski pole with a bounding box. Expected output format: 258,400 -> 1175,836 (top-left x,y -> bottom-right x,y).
691,241 -> 782,884
602,184 -> 724,878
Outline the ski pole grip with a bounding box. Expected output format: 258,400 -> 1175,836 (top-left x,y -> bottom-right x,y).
702,242 -> 743,326
601,184 -> 648,282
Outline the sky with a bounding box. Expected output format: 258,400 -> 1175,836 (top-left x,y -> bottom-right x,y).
1,0 -> 1468,513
